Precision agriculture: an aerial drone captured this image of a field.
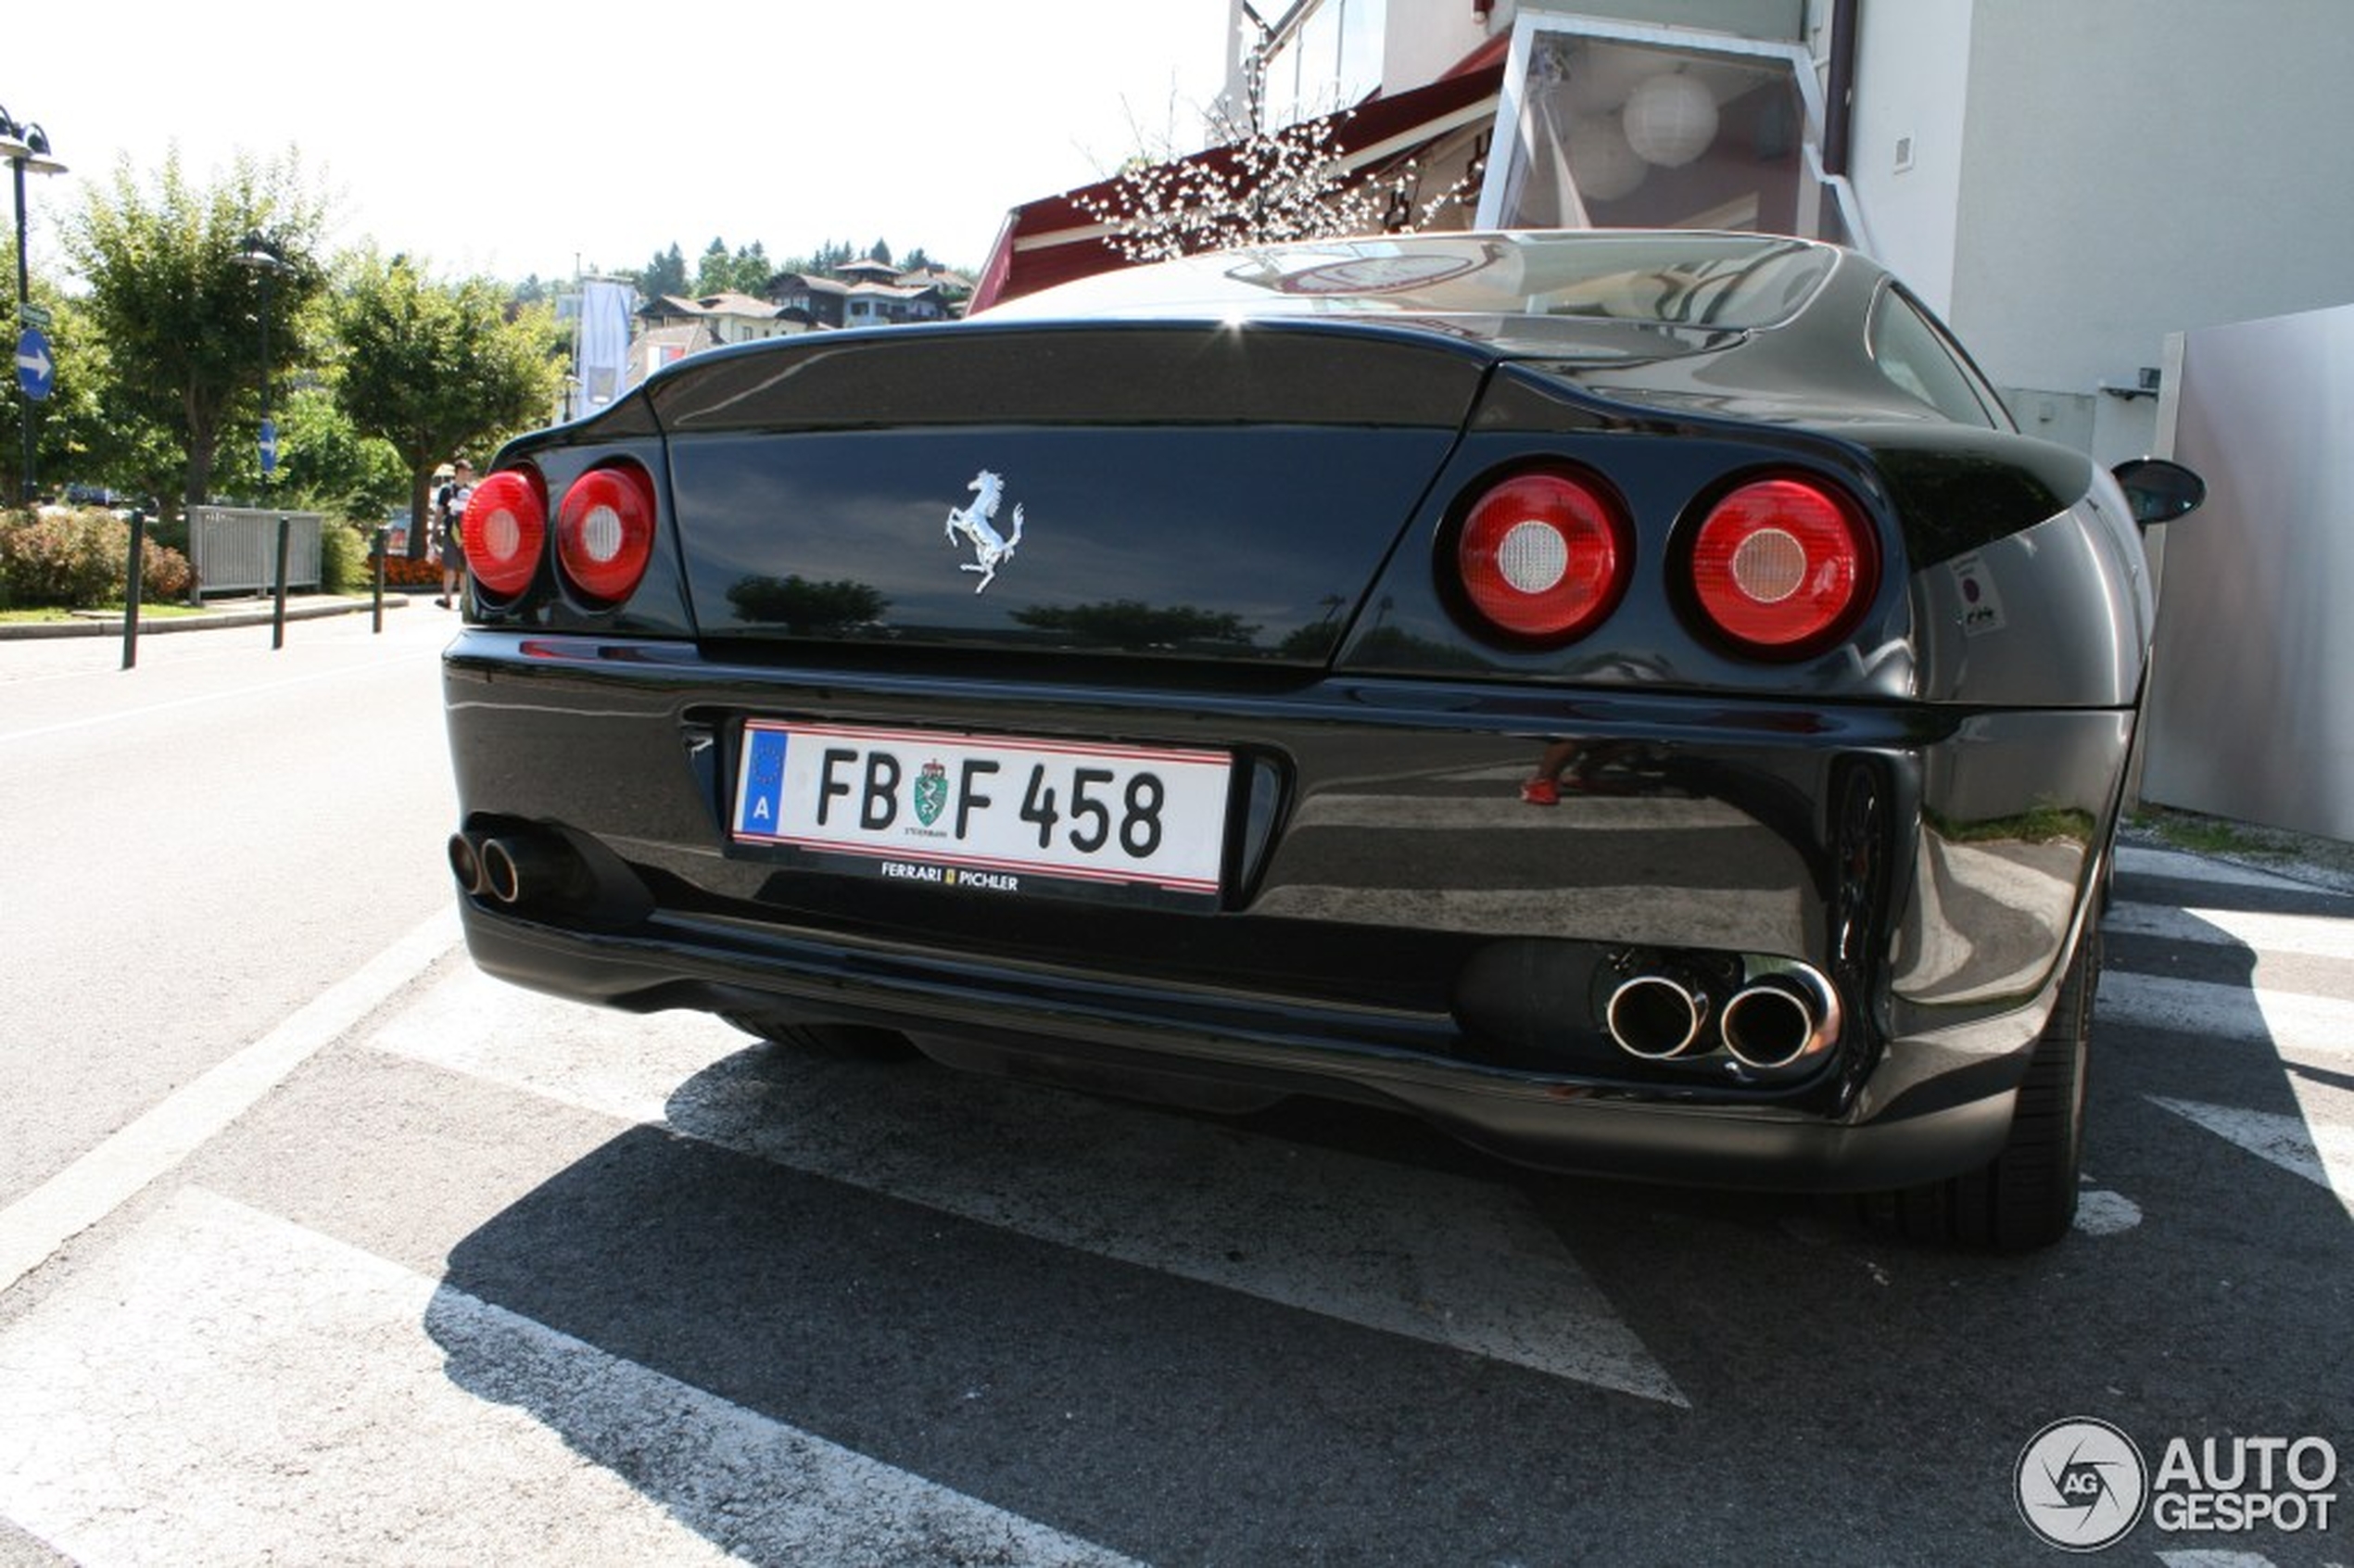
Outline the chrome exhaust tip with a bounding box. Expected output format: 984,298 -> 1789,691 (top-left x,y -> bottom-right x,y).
446,832 -> 489,897
476,832 -> 589,907
1605,974 -> 1712,1059
1720,967 -> 1841,1070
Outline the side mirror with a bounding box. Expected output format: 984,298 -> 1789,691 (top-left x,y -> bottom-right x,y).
2112,457 -> 2206,528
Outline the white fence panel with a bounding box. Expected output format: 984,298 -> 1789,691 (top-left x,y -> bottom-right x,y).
2145,305 -> 2354,841
188,508 -> 323,596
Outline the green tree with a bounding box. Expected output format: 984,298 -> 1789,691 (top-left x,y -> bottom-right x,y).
0,243 -> 136,503
209,380 -> 407,525
635,243 -> 688,301
731,240 -> 772,295
329,248 -> 564,556
691,236 -> 733,296
64,149 -> 331,510
684,237 -> 777,297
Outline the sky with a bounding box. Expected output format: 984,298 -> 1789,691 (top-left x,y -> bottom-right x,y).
12,1 -> 1235,285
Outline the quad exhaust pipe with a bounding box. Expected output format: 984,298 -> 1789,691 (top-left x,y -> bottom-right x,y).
1603,959 -> 1841,1071
447,828 -> 590,907
1720,968 -> 1841,1069
1603,972 -> 1712,1059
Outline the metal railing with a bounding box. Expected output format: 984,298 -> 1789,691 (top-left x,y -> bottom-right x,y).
187,506 -> 322,597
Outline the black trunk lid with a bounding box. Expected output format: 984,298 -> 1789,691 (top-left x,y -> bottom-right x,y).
647,323 -> 1493,665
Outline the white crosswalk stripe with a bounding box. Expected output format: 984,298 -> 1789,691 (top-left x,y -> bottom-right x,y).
0,1187 -> 1142,1568
2098,970 -> 2354,1064
369,967 -> 1688,1407
2146,1098 -> 2354,1216
2103,854 -> 2354,1219
2102,899 -> 2354,963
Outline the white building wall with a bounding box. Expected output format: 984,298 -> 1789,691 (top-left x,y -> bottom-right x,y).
1944,0 -> 2354,461
1378,2 -> 1496,95
1843,0 -> 1972,313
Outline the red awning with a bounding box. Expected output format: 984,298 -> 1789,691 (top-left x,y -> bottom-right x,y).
971,59 -> 1506,312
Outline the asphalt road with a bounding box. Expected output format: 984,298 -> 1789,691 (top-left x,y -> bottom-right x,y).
1,608 -> 2348,1565
0,602 -> 460,1212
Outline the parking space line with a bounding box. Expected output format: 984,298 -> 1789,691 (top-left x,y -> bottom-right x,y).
2107,900 -> 2354,962
0,907 -> 460,1296
0,1187 -> 1143,1568
369,967 -> 1690,1406
2097,969 -> 2354,1064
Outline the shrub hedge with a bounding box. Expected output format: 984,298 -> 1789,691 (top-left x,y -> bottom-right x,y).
0,508 -> 196,609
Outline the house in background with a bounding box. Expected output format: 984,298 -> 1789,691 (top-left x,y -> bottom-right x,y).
636,291 -> 805,348
626,319 -> 716,386
626,266 -> 973,383
769,272 -> 851,330
842,275 -> 956,326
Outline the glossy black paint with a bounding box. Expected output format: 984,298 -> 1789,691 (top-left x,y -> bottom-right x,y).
446,232 -> 2183,1194
666,424 -> 1465,662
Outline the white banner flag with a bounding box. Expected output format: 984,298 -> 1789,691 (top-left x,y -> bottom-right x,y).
576,279 -> 637,414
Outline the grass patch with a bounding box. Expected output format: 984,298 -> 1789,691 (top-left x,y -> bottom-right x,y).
0,602 -> 208,623
91,601 -> 209,619
1926,803 -> 2096,845
2132,806 -> 2285,858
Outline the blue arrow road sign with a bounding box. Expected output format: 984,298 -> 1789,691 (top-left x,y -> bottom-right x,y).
259,418 -> 278,475
15,328 -> 55,401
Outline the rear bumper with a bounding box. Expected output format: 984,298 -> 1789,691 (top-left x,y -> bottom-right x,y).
443,631 -> 2125,1190
456,895 -> 2022,1192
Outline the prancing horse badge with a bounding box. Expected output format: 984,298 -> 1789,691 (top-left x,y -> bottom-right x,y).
943,469 -> 1024,592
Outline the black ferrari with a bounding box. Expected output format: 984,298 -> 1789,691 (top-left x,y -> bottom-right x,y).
443,231 -> 2203,1249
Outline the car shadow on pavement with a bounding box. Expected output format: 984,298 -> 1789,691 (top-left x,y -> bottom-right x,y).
425,861 -> 2354,1562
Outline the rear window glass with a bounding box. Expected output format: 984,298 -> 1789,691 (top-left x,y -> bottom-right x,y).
1869,287 -> 2006,429
997,234 -> 1837,332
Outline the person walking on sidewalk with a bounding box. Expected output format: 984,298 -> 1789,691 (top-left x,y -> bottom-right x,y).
434,460 -> 474,608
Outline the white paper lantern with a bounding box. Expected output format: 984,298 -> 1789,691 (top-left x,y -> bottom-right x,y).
1568,113 -> 1648,203
1564,44 -> 1661,115
1623,71 -> 1719,168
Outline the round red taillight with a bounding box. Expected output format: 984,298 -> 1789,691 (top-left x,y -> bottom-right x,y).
1455,470 -> 1631,643
555,464 -> 658,605
464,470 -> 548,599
1689,477 -> 1878,655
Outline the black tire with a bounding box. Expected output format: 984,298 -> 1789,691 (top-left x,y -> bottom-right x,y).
722,1015 -> 919,1061
1864,925 -> 2098,1250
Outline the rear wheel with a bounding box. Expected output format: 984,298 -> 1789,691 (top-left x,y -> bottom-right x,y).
1865,925 -> 2098,1250
722,1015 -> 919,1061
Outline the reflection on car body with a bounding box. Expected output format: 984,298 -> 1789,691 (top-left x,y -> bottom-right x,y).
442,231 -> 2203,1249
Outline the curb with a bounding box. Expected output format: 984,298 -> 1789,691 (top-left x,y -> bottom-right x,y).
0,594 -> 414,641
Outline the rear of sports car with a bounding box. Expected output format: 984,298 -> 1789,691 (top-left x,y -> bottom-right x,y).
444,243 -> 2153,1247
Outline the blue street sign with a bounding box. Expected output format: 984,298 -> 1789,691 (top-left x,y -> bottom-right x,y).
259,417 -> 278,474
15,328 -> 55,402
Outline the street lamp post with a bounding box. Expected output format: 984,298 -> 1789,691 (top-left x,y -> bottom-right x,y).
234,231 -> 294,645
233,230 -> 292,499
2,106 -> 68,506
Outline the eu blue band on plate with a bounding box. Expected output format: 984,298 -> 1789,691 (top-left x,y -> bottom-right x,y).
738,726 -> 788,832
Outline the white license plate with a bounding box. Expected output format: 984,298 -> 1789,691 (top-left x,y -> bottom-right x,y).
731,720 -> 1231,904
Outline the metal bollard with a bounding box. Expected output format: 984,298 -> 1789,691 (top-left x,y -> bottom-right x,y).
121,509 -> 146,671
371,525 -> 388,634
271,512 -> 290,650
